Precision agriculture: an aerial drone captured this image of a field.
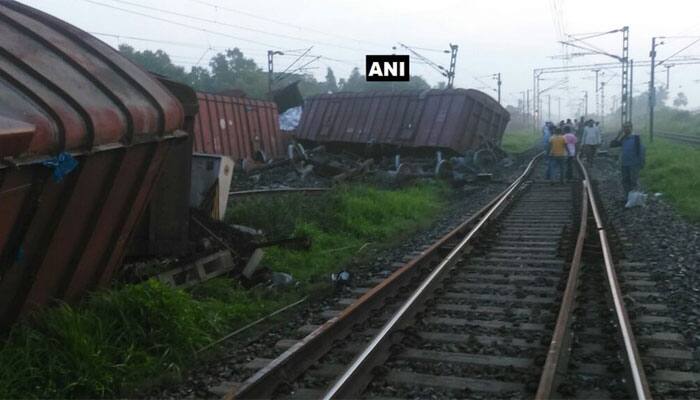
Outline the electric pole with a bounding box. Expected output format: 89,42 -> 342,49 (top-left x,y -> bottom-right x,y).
548,94 -> 551,121
496,73 -> 502,104
582,91 -> 589,116
557,97 -> 561,122
267,50 -> 284,97
665,64 -> 674,89
600,82 -> 606,129
648,34 -> 700,142
592,69 -> 600,117
533,71 -> 543,132
629,59 -> 634,123
526,89 -> 530,124
620,26 -> 630,127
447,44 -> 458,88
649,37 -> 657,142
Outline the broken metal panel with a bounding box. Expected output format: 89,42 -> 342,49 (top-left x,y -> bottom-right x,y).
194,93 -> 286,162
0,1 -> 188,328
295,89 -> 510,154
190,153 -> 235,221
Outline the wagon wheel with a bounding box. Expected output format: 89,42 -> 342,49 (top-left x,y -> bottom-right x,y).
289,143 -> 308,170
473,148 -> 497,169
435,159 -> 453,179
253,149 -> 268,163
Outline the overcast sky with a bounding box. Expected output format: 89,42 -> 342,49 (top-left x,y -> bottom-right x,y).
19,0 -> 700,116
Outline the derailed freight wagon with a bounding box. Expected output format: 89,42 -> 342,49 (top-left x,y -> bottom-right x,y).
193,92 -> 287,166
294,88 -> 510,158
0,1 -> 190,327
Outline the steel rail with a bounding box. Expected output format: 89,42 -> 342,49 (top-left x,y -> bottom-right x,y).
655,131 -> 700,146
322,155 -> 542,399
228,187 -> 329,197
579,159 -> 652,400
535,178 -> 589,399
229,154 -> 542,400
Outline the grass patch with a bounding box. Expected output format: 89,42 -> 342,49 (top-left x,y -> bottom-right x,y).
0,278 -> 297,398
226,182 -> 448,284
0,182 -> 448,398
640,139 -> 700,220
501,129 -> 540,153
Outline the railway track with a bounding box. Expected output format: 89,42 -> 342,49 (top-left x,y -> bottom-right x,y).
655,131 -> 700,146
225,155 -> 698,399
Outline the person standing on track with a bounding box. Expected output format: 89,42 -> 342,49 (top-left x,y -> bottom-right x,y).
542,122 -> 552,178
576,116 -> 585,140
610,122 -> 646,201
542,122 -> 552,151
563,126 -> 578,181
581,119 -> 601,165
547,127 -> 567,184
565,118 -> 573,133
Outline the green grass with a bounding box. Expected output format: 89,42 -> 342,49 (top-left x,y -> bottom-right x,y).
226,183 -> 448,283
640,139 -> 700,220
501,129 -> 540,153
0,278 -> 297,398
0,182 -> 448,398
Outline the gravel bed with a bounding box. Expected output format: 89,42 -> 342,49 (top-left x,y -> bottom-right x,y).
144,155 -> 533,399
590,153 -> 700,398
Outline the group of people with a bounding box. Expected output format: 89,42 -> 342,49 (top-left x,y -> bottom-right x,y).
541,117 -> 646,203
541,117 -> 602,183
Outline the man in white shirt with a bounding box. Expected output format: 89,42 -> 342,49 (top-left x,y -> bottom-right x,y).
581,120 -> 601,165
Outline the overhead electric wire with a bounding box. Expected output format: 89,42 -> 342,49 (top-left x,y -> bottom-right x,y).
567,29 -> 622,41
275,47 -> 313,79
91,31 -> 230,51
79,0 -> 281,48
397,42 -> 448,77
402,44 -> 448,53
91,31 -> 357,67
558,39 -> 621,62
94,0 -> 373,53
274,56 -> 322,83
189,0 -> 389,49
90,31 -> 358,72
657,37 -> 700,66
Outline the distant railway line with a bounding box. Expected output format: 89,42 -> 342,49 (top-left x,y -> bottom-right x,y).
226,155 -> 698,399
655,131 -> 700,146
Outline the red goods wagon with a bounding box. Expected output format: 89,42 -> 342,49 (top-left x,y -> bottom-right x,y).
193,92 -> 286,163
0,1 -> 187,327
294,89 -> 510,155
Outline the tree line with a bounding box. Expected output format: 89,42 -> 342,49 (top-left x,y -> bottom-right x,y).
119,44 -> 435,99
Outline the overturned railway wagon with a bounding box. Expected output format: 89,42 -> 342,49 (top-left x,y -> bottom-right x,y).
193,93 -> 286,163
294,89 -> 510,155
0,1 -> 188,327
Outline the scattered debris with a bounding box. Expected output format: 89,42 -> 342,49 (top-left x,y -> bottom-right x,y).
270,272 -> 295,288
476,173 -> 493,182
229,224 -> 264,240
155,250 -> 235,289
331,270 -> 351,288
625,191 -> 648,208
191,154 -> 235,220
242,248 -> 265,279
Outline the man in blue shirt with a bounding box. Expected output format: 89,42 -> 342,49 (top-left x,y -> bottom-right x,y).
542,122 -> 552,178
610,122 -> 646,201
